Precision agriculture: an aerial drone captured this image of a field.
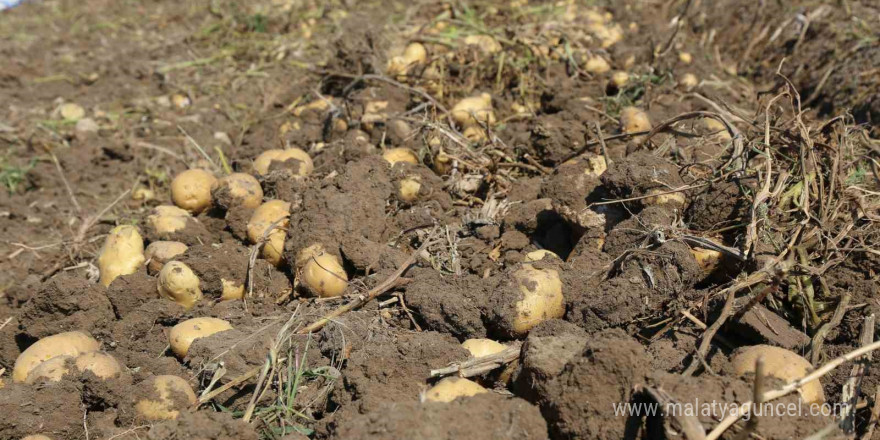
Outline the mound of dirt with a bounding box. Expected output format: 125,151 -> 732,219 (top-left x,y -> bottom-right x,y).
17,272 -> 115,340
147,409 -> 260,440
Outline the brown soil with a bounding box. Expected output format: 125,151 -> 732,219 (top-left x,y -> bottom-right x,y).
1,0 -> 877,439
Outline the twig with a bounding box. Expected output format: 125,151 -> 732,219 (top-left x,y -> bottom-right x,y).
733,357 -> 764,440
430,342 -> 522,378
177,125 -> 219,171
49,152 -> 82,214
297,239 -> 437,334
862,389 -> 880,440
197,366 -> 261,406
809,292 -> 851,365
0,316 -> 12,332
637,385 -> 706,440
842,313 -> 875,433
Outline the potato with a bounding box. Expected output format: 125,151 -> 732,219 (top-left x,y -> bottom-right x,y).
220,279 -> 245,301
171,169 -> 217,214
21,436 -> 52,440
253,148 -> 314,177
620,106 -> 652,134
523,249 -> 561,263
399,176 -> 422,203
610,71 -> 629,88
24,355 -> 72,384
679,52 -> 693,64
98,225 -> 145,287
12,331 -> 100,382
703,118 -> 732,141
584,55 -> 611,74
169,317 -> 233,358
423,377 -> 488,403
59,103 -> 85,121
643,188 -> 687,207
144,241 -> 188,274
158,261 -> 203,309
147,205 -> 191,236
135,375 -> 197,421
433,151 -> 453,175
247,200 -> 291,266
680,73 -> 698,89
461,339 -> 507,358
462,125 -> 487,142
382,148 -> 419,166
132,186 -> 155,201
211,173 -> 263,210
691,247 -> 722,275
450,93 -> 495,128
463,34 -> 501,54
510,266 -> 565,336
299,248 -> 348,298
387,42 -> 428,76
732,345 -> 825,405
75,352 -> 122,379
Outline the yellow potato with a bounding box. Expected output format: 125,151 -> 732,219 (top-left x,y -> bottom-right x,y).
157,261 -> 202,309
59,103 -> 85,121
461,339 -> 507,358
732,345 -> 825,405
399,176 -> 422,202
98,225 -> 145,287
387,42 -> 428,76
211,173 -> 263,210
450,93 -> 495,128
610,71 -> 629,88
75,352 -> 122,379
510,266 -> 565,336
584,56 -> 611,74
620,106 -> 652,135
247,200 -> 291,266
300,251 -> 348,298
643,188 -> 687,207
147,205 -> 191,236
24,355 -> 72,384
171,169 -> 217,214
12,331 -> 100,382
679,52 -> 693,64
220,279 -> 245,301
135,375 -> 197,421
523,249 -> 561,263
253,148 -> 313,177
21,435 -> 52,440
462,125 -> 487,142
463,34 -> 501,54
144,241 -> 188,274
680,73 -> 698,89
433,151 -> 453,175
703,118 -> 732,140
423,377 -> 487,403
691,247 -> 722,275
169,317 -> 233,358
382,148 -> 419,166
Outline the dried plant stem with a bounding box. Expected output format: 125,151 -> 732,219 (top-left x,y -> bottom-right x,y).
430,342 -> 522,378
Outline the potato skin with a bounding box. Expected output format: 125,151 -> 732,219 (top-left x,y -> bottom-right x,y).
171,169 -> 217,214
98,225 -> 145,287
620,106 -> 652,134
732,345 -> 825,405
12,331 -> 100,382
461,339 -> 506,358
134,375 -> 197,421
168,317 -> 233,358
450,93 -> 495,127
248,200 -> 291,266
144,241 -> 188,274
24,355 -> 73,384
211,172 -> 263,210
301,252 -> 349,298
75,351 -> 122,379
508,266 -> 565,336
423,377 -> 487,403
147,205 -> 191,235
157,261 -> 203,309
382,148 -> 419,166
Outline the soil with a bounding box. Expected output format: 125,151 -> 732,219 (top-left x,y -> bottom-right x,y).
0,0 -> 877,439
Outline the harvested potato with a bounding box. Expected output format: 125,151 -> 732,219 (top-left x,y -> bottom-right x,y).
423,377 -> 488,403
691,247 -> 722,275
147,205 -> 191,236
171,169 -> 217,214
463,34 -> 501,54
12,331 -> 100,382
461,339 -> 507,358
399,176 -> 422,203
450,93 -> 495,128
387,42 -> 428,76
98,225 -> 145,287
298,245 -> 348,298
610,71 -> 629,88
620,106 -> 652,135
211,173 -> 263,210
509,266 -> 565,336
433,151 -> 453,174
132,187 -> 155,201
21,436 -> 52,440
584,55 -> 611,74
247,200 -> 291,266
135,375 -> 198,421
253,148 -> 314,177
168,317 -> 233,358
59,103 -> 85,121
158,261 -> 202,309
25,355 -> 72,384
679,52 -> 693,64
462,125 -> 487,142
523,249 -> 561,263
75,352 -> 122,379
732,345 -> 825,405
643,188 -> 687,207
680,73 -> 698,89
382,148 -> 419,166
220,279 -> 245,301
144,241 -> 188,274
703,118 -> 732,140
